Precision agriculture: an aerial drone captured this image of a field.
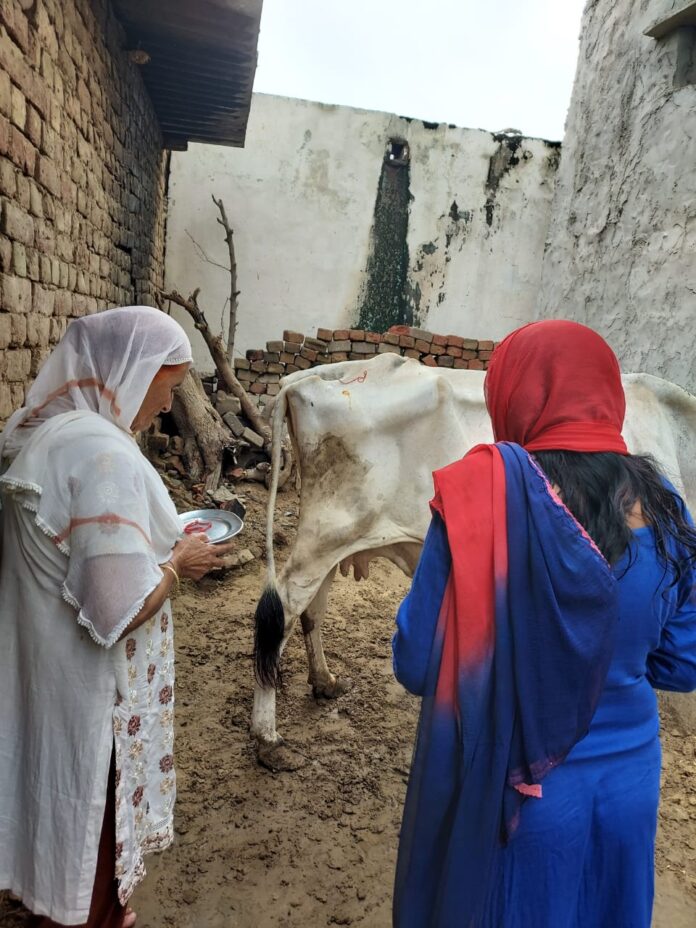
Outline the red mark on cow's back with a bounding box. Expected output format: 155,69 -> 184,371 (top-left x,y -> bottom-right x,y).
339,370 -> 368,385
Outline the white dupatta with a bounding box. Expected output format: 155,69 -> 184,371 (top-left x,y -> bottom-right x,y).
0,306 -> 193,645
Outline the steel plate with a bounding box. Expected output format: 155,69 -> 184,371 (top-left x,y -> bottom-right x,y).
178,508 -> 244,545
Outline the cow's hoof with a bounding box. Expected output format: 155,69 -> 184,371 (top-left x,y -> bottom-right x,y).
257,739 -> 306,773
313,675 -> 352,700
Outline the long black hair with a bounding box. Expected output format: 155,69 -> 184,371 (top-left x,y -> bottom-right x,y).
533,451 -> 696,584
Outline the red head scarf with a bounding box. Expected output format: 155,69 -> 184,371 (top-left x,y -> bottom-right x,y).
484,320 -> 628,454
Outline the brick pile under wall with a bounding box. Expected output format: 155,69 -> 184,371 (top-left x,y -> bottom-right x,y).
234,326 -> 497,401
0,0 -> 168,421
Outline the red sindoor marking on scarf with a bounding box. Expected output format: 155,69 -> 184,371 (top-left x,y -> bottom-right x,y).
339,370 -> 368,385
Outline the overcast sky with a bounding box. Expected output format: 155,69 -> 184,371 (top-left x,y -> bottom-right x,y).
254,0 -> 586,141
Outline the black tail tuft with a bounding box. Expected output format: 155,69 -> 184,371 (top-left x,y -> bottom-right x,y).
253,586 -> 285,688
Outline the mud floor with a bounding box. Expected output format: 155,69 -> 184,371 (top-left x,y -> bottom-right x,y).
2,484 -> 695,927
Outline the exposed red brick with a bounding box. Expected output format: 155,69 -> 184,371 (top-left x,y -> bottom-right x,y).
453,359 -> 469,369
469,359 -> 485,370
447,335 -> 464,348
317,327 -> 333,341
478,340 -> 494,351
422,355 -> 438,367
430,344 -> 445,356
447,346 -> 463,359
431,334 -> 448,347
246,349 -> 264,361
349,328 -> 365,340
283,330 -> 304,344
399,335 -> 416,348
333,329 -> 350,340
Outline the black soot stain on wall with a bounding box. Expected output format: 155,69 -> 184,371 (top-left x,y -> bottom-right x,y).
484,133 -> 524,228
357,139 -> 412,332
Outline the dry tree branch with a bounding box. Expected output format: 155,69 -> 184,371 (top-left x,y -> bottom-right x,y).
185,229 -> 230,273
211,195 -> 240,363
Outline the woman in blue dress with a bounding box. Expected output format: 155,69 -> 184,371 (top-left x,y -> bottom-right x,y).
392,321 -> 696,928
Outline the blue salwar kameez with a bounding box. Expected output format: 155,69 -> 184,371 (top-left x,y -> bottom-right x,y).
393,467 -> 696,928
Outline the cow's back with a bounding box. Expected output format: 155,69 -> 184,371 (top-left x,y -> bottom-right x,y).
282,354 -> 492,542
278,356 -> 696,538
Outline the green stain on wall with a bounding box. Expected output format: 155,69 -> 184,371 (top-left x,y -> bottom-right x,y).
357,147 -> 412,332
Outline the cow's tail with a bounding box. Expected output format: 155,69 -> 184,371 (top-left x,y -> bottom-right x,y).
253,386 -> 289,689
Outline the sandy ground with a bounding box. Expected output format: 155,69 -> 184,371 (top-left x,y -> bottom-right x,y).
2,482 -> 695,927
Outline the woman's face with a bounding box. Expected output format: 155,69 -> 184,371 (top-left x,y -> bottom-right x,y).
130,363 -> 190,433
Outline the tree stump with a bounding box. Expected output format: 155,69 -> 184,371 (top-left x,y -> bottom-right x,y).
170,370 -> 231,492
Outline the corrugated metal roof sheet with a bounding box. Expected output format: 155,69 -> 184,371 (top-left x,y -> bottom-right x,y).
112,0 -> 263,149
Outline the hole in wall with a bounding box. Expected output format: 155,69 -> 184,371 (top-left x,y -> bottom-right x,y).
386,139 -> 409,165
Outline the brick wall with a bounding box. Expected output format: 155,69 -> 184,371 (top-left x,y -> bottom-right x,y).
234,326 -> 497,403
0,0 -> 168,421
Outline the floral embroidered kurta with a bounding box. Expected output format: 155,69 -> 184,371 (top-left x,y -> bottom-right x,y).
113,606 -> 176,902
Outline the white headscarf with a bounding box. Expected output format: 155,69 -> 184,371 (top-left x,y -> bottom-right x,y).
0,305 -> 192,462
0,306 -> 193,647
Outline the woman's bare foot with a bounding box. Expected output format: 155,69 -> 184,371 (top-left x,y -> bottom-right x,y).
123,907 -> 136,928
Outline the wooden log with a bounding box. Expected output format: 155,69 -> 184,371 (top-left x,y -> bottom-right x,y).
169,369 -> 230,492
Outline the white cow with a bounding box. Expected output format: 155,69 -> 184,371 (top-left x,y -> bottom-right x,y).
251,353 -> 696,768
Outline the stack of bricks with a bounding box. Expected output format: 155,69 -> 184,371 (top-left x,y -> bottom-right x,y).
234,326 -> 497,400
0,0 -> 168,421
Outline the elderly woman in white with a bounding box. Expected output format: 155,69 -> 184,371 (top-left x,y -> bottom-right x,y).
0,306 -> 233,928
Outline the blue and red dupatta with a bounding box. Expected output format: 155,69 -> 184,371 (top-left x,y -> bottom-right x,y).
393,442 -> 619,928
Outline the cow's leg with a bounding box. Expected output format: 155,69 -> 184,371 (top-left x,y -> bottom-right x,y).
299,566 -> 350,699
251,607 -> 308,772
251,557 -> 337,771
